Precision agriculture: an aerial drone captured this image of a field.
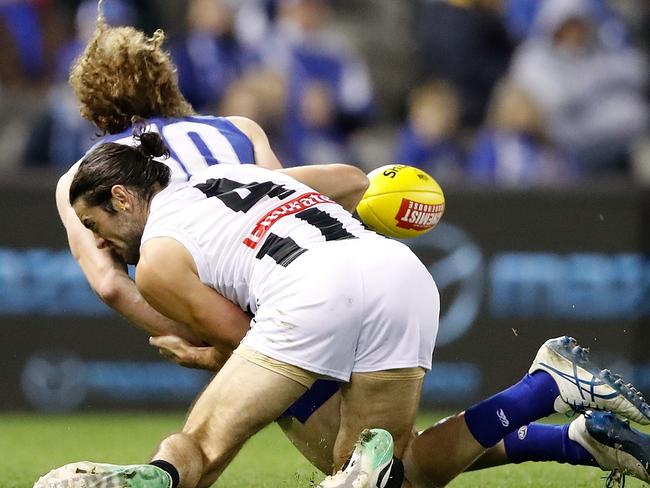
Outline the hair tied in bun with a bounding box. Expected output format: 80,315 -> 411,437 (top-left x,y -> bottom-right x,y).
132,122 -> 170,160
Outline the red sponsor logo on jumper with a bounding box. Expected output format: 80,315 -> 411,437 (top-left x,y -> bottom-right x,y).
395,199 -> 445,230
243,192 -> 334,248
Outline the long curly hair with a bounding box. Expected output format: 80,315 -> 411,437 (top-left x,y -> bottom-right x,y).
69,0 -> 194,134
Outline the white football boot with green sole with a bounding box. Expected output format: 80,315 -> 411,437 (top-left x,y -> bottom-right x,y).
318,428 -> 396,488
33,461 -> 172,488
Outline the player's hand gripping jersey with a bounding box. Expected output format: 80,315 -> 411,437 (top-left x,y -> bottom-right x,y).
141,164 -> 382,316
95,116 -> 256,180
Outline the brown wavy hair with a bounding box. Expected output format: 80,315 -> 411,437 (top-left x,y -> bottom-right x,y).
69,0 -> 194,134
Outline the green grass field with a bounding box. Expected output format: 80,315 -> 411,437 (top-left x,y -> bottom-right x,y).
2,412 -> 645,488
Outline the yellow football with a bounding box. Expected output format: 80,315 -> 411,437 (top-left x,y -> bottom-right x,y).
356,164 -> 445,238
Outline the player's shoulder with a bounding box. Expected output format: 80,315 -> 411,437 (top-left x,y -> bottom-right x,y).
137,236 -> 197,290
156,114 -> 239,128
148,181 -> 198,214
140,235 -> 193,266
142,186 -> 206,262
223,116 -> 263,138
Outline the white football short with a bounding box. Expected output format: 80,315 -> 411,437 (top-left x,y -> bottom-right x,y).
240,237 -> 439,382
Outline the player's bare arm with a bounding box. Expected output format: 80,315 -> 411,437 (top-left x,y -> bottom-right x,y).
279,164 -> 369,213
227,116 -> 283,169
56,167 -> 201,343
229,115 -> 369,212
136,237 -> 250,353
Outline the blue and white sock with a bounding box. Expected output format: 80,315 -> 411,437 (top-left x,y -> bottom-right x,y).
504,423 -> 598,466
464,371 -> 559,448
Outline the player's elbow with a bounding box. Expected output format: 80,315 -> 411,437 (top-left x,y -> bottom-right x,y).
93,269 -> 124,306
56,172 -> 71,199
349,165 -> 370,196
55,173 -> 73,217
192,313 -> 243,349
334,164 -> 369,210
187,304 -> 249,350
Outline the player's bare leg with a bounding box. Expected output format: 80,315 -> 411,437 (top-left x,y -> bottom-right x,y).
316,370 -> 423,488
149,353 -> 309,488
278,391 -> 342,474
464,441 -> 508,470
403,412 -> 486,487
163,385 -> 342,488
33,353 -> 310,488
178,444 -> 242,488
334,372 -> 422,466
407,419 -> 509,472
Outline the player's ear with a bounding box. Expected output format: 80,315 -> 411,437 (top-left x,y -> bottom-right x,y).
110,185 -> 130,211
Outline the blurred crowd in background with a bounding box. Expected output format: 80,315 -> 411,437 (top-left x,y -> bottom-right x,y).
1,0 -> 650,187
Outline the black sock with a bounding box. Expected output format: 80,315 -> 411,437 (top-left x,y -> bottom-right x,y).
381,457 -> 404,488
150,460 -> 180,488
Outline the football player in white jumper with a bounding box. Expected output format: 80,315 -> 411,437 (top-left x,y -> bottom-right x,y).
66,130 -> 439,488
54,3 -> 371,476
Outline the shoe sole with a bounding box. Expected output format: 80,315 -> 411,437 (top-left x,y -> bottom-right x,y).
353,429 -> 395,488
317,429 -> 394,488
34,463 -> 170,488
586,411 -> 650,479
358,429 -> 394,471
536,336 -> 650,424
